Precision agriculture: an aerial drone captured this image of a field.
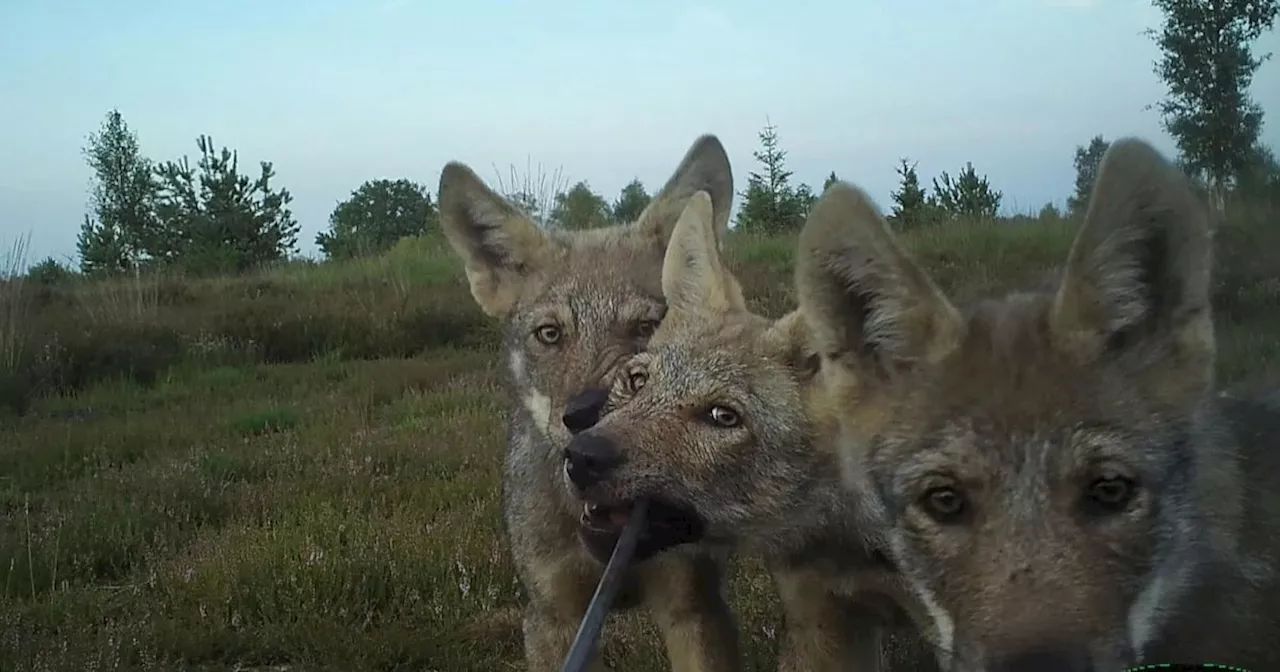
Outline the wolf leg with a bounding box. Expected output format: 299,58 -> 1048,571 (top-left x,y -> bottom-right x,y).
772,568 -> 885,672
522,556 -> 612,672
641,550 -> 743,672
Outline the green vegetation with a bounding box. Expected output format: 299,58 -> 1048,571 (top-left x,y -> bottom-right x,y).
3,1 -> 1277,667
3,199 -> 1280,670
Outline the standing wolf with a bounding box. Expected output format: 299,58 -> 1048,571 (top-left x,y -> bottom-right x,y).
560,190 -> 940,671
437,136 -> 742,672
795,137 -> 1280,670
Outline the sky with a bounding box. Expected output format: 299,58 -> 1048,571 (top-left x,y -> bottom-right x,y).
1,0 -> 1278,266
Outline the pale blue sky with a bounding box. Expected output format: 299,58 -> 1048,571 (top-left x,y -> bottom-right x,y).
2,0 -> 1277,265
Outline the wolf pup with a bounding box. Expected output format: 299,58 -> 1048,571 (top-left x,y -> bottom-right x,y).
795,137 -> 1280,671
437,135 -> 743,672
561,190 -> 941,671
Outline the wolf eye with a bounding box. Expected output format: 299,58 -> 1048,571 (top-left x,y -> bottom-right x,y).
534,325 -> 561,346
628,370 -> 648,391
1085,475 -> 1136,514
635,320 -> 660,339
707,405 -> 740,428
920,486 -> 967,523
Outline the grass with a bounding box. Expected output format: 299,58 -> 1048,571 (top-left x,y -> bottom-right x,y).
1,207 -> 1278,671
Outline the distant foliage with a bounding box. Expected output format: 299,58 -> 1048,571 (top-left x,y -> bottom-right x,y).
152,135 -> 299,275
1068,135 -> 1110,218
930,162 -> 1002,220
77,109 -> 159,275
1149,0 -> 1279,204
1235,143 -> 1280,207
317,179 -> 436,260
822,171 -> 840,193
889,159 -> 937,230
549,181 -> 611,230
27,258 -> 74,286
736,120 -> 817,233
610,178 -> 651,223
74,111 -> 302,276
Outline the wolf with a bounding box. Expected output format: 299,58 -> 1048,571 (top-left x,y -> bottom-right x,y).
559,189 -> 941,671
437,135 -> 743,672
793,137 -> 1280,671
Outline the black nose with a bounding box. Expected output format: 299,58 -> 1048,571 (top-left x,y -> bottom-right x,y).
989,648 -> 1093,672
563,434 -> 623,491
563,387 -> 610,434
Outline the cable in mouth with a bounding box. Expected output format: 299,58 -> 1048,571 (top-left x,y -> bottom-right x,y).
581,501 -> 633,532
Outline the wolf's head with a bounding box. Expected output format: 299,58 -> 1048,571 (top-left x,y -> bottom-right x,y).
798,139 -> 1217,671
438,135 -> 733,556
558,190 -> 821,561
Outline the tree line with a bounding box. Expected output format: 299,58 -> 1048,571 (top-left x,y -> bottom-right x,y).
44,0 -> 1280,280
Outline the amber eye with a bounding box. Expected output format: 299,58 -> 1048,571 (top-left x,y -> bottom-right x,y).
636,320 -> 660,339
628,370 -> 648,391
534,325 -> 561,345
920,486 -> 967,524
707,405 -> 740,428
1085,475 -> 1136,515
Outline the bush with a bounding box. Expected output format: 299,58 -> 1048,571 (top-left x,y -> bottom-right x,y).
27,257 -> 75,286
7,201 -> 1275,413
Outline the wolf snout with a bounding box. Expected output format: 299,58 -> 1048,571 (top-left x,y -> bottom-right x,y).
986,646 -> 1093,672
563,433 -> 623,491
562,387 -> 610,434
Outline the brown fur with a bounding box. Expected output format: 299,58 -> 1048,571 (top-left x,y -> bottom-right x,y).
438,136 -> 742,672
568,192 -> 941,671
797,137 -> 1280,671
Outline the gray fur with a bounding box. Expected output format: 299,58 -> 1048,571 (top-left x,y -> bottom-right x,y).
438,135 -> 742,672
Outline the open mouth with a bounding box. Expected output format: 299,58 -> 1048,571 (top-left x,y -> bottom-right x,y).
577,499 -> 705,564
581,502 -> 634,532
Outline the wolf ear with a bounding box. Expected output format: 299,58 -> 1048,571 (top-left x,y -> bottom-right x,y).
661,191 -> 747,315
437,161 -> 558,317
762,310 -> 822,380
1049,138 -> 1214,381
796,182 -> 963,378
632,134 -> 734,253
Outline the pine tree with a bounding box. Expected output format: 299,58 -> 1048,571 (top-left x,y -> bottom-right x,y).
735,120 -> 811,233
1067,136 -> 1110,218
889,159 -> 933,230
152,135 -> 299,274
931,163 -> 1002,220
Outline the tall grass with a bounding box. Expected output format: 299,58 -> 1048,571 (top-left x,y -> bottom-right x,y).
1,205 -> 1278,670
72,267 -> 166,326
1,232 -> 31,374
490,157 -> 569,226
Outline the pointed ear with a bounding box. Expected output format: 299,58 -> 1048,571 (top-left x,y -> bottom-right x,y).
1050,138 -> 1214,382
795,182 -> 963,377
437,161 -> 558,317
661,191 -> 747,315
632,134 -> 734,253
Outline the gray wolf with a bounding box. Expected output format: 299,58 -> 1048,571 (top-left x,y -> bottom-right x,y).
559,190 -> 941,671
437,135 -> 743,672
795,137 -> 1280,671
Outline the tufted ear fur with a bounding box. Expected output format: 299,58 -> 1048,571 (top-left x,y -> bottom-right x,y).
660,191 -> 747,317
795,181 -> 963,381
1049,138 -> 1214,377
437,161 -> 557,317
631,134 -> 735,255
